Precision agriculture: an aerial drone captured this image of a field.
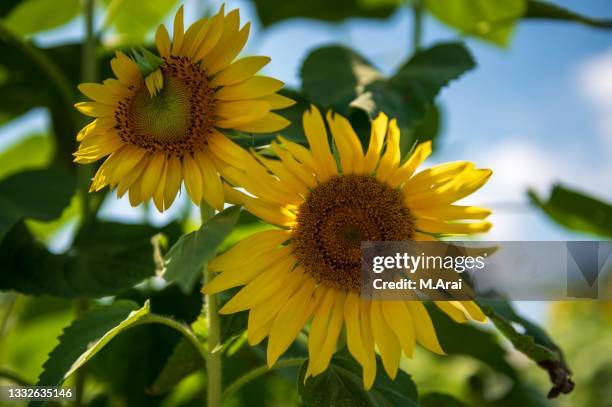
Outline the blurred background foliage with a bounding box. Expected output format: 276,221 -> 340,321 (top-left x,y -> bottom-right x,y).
0,0 -> 611,406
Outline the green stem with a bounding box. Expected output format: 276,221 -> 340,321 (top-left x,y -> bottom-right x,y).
223,358 -> 306,401
0,369 -> 31,386
201,202 -> 221,407
412,0 -> 424,52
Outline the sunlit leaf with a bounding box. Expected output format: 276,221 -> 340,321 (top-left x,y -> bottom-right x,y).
0,134 -> 53,181
0,168 -> 75,241
529,185 -> 612,238
103,0 -> 179,44
298,350 -> 418,406
426,0 -> 526,46
4,0 -> 81,35
164,206 -> 241,292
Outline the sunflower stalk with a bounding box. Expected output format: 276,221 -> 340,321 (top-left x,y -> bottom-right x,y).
201,202 -> 222,407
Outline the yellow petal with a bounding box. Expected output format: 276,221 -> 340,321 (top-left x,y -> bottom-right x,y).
116,156 -> 148,198
182,153 -> 203,204
110,146 -> 147,183
413,205 -> 491,221
306,287 -> 334,379
267,279 -> 319,367
211,56 -> 270,87
152,158 -> 168,211
388,140 -> 432,188
215,100 -> 270,128
248,269 -> 307,345
363,112 -> 389,174
164,155 -> 183,208
415,219 -> 492,235
207,20 -> 250,75
155,24 -> 171,57
78,83 -> 118,105
303,106 -> 337,181
309,291 -> 345,376
344,292 -> 367,368
359,300 -> 377,390
233,112 -> 290,133
209,229 -> 291,272
405,301 -> 444,355
381,301 -> 416,358
376,119 -> 401,182
460,301 -> 487,322
110,52 -> 141,86
370,301 -> 401,379
260,93 -> 296,109
207,130 -> 250,168
204,247 -> 293,294
192,6 -> 225,62
220,256 -> 296,313
216,76 -> 284,101
171,5 -> 184,54
140,153 -> 166,202
435,301 -> 469,323
75,102 -> 115,117
194,150 -> 224,211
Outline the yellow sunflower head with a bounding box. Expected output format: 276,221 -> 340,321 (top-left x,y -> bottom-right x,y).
204,105 -> 493,389
74,5 -> 295,211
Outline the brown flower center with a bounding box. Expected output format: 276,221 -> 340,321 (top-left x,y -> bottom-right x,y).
293,175 -> 415,292
114,56 -> 216,156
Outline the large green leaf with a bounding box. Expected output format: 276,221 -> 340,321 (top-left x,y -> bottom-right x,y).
524,0 -> 612,29
0,168 -> 75,241
301,43 -> 474,141
298,351 -> 418,406
426,0 -> 525,46
0,221 -> 181,298
420,392 -> 469,407
528,185 -> 612,238
0,134 -> 53,181
4,0 -> 81,35
103,0 -> 179,44
164,206 -> 241,292
32,300 -> 206,407
301,46 -> 382,115
427,305 -> 516,379
32,300 -> 141,405
253,0 -> 402,27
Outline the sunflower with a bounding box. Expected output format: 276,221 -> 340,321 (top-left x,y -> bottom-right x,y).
73,5 -> 294,211
204,106 -> 492,388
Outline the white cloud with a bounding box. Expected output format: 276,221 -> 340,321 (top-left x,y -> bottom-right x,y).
578,47 -> 612,156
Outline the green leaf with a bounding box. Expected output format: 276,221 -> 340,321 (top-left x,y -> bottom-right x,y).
301,46 -> 382,116
4,0 -> 81,35
427,305 -> 517,379
528,185 -> 612,238
524,0 -> 612,29
356,42 -> 475,130
252,0 -> 402,27
0,168 -> 75,241
0,134 -> 54,181
32,300 -> 142,405
103,0 -> 179,44
298,351 -> 418,406
420,392 -> 469,407
33,300 -> 206,407
149,338 -> 202,395
426,0 -> 526,46
0,221 -> 181,298
478,300 -> 575,398
164,206 -> 242,292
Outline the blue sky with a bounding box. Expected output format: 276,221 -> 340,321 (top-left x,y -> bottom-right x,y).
1,0 -> 611,242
